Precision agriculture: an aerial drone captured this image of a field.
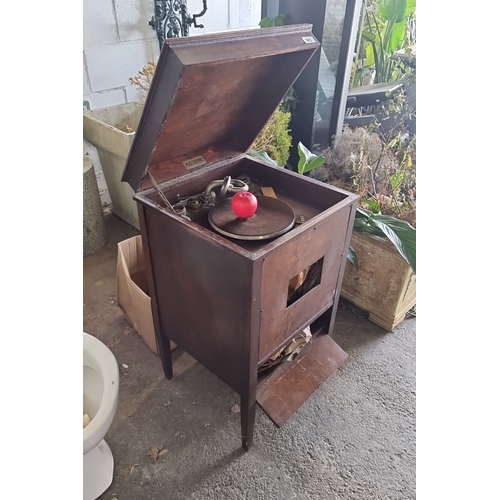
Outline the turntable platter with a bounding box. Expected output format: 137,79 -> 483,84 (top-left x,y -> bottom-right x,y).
208,195 -> 295,241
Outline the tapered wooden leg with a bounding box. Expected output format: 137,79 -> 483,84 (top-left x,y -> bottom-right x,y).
159,334 -> 173,379
240,394 -> 256,451
137,205 -> 174,381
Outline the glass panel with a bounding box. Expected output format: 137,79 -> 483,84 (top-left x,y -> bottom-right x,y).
311,0 -> 347,152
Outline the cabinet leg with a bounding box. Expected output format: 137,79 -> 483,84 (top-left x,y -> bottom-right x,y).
159,335 -> 173,380
240,395 -> 256,451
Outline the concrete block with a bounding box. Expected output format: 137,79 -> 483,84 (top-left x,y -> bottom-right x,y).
85,88 -> 127,110
115,0 -> 156,42
193,0 -> 229,34
229,0 -> 261,29
83,55 -> 92,95
83,0 -> 119,48
83,156 -> 108,257
125,85 -> 145,104
149,38 -> 161,61
85,41 -> 155,92
229,0 -> 240,30
248,0 -> 262,27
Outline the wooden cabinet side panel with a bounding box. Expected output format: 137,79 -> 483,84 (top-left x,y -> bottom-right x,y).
141,206 -> 256,395
259,206 -> 351,361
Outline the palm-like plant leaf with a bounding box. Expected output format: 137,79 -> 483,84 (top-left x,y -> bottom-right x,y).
361,0 -> 416,84
378,0 -> 416,22
363,30 -> 379,70
297,141 -> 326,174
388,19 -> 408,54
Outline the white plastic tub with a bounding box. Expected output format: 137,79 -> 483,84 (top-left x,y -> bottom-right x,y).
83,103 -> 144,229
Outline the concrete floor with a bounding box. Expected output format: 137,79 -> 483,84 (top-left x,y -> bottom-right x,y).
83,213 -> 416,500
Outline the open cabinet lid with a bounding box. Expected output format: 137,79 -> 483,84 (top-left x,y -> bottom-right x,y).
121,24 -> 319,192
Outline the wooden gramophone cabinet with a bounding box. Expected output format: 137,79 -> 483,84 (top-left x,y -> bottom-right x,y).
121,24 -> 359,450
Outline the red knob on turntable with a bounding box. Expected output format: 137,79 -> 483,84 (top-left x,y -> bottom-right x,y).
231,192 -> 258,220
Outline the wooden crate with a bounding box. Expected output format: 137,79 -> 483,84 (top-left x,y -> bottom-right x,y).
341,231 -> 416,331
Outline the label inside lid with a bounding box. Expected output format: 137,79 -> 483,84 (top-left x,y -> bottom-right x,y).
183,155 -> 207,169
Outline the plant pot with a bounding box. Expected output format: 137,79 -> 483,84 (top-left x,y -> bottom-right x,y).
341,231 -> 416,331
83,103 -> 144,230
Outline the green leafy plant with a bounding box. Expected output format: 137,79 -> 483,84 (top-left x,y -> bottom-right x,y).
297,142 -> 326,174
353,206 -> 416,273
248,150 -> 279,165
249,109 -> 293,166
250,141 -> 325,174
259,14 -> 286,27
295,143 -> 415,273
352,0 -> 416,85
280,87 -> 299,113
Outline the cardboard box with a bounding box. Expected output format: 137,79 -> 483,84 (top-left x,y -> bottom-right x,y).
116,236 -> 176,354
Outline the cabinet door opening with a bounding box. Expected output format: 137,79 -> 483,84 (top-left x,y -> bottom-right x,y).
287,257 -> 324,307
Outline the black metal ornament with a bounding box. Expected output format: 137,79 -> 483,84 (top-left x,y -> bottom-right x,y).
149,0 -> 208,50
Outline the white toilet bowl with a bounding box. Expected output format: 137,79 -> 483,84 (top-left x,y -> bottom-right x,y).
83,332 -> 119,500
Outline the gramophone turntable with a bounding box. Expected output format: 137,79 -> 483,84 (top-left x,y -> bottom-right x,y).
149,172 -> 299,241
121,25 -> 358,450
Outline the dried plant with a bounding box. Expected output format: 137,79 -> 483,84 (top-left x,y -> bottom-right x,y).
312,126 -> 416,227
129,62 -> 157,102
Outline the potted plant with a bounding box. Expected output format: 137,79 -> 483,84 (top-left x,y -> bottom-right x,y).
254,122 -> 416,333
254,1 -> 416,331
310,107 -> 416,331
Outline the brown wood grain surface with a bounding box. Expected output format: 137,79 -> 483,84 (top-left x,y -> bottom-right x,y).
258,206 -> 351,361
122,25 -> 319,192
256,334 -> 348,427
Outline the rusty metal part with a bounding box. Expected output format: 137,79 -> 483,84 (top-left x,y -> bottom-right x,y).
186,198 -> 202,210
238,174 -> 252,185
238,174 -> 261,194
148,172 -> 175,212
219,176 -> 231,198
171,202 -> 188,216
177,192 -> 215,208
204,176 -> 249,199
147,173 -> 191,221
